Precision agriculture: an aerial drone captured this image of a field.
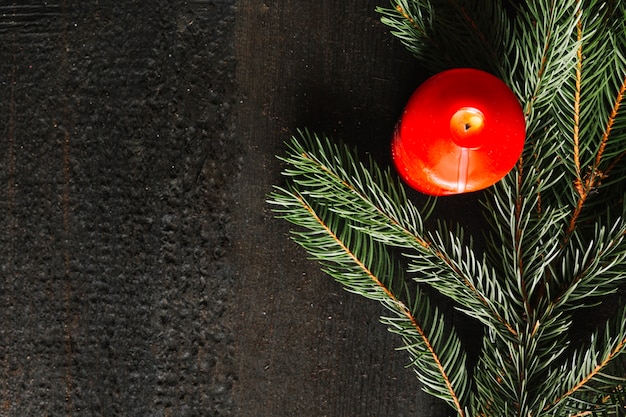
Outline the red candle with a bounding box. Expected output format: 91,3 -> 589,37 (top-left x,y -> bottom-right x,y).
392,68 -> 526,196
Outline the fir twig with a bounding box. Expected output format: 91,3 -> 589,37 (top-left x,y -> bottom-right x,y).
277,130 -> 518,338
270,136 -> 472,412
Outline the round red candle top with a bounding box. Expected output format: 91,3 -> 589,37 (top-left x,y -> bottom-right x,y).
392,68 -> 526,196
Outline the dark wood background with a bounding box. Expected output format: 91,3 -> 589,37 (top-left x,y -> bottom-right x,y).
0,0 -> 473,415
230,1 -> 469,416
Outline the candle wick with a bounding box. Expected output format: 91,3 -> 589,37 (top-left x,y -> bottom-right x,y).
464,123 -> 471,131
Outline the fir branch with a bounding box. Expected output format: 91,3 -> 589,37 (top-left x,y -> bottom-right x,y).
485,0 -> 584,321
278,131 -> 519,338
567,71 -> 626,238
531,0 -> 626,235
269,184 -> 471,414
572,3 -> 626,170
500,0 -> 578,236
508,0 -> 580,125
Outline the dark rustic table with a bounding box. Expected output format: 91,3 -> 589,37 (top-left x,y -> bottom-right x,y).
0,0 -> 473,415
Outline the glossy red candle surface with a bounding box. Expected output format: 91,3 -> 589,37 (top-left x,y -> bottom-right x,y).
392,68 -> 526,196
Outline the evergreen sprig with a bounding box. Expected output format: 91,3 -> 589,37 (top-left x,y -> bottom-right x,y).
270,131 -> 472,413
270,1 -> 626,416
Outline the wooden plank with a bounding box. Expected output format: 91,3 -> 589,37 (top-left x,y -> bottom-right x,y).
230,1 -> 450,415
0,1 -> 238,414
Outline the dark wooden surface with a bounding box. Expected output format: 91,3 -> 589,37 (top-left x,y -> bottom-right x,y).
230,1 -> 453,416
1,0 -> 237,415
0,0 -> 464,415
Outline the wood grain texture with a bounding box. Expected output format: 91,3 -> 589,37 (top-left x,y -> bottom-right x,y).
0,1 -> 237,415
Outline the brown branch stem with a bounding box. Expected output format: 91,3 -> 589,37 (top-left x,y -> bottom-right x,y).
573,10 -> 583,186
